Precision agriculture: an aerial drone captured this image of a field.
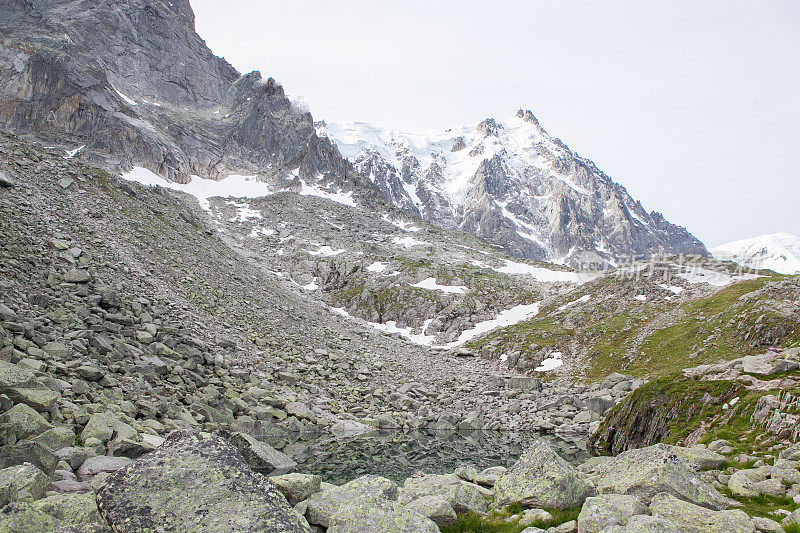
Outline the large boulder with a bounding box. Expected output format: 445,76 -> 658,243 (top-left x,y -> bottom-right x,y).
96,430 -> 309,532
0,360 -> 58,413
0,463 -> 51,505
742,353 -> 799,375
587,444 -> 730,510
649,492 -> 754,533
577,494 -> 647,533
405,494 -> 458,527
398,473 -> 487,515
669,445 -> 726,471
1,440 -> 58,476
0,403 -> 52,445
306,475 -> 398,528
327,498 -> 439,533
493,441 -> 593,509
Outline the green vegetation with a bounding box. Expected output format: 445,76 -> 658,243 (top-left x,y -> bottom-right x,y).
718,486 -> 799,519
441,507 -> 580,533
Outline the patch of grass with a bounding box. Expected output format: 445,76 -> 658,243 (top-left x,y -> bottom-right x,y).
441,507 -> 580,533
718,486 -> 800,519
784,523 -> 800,533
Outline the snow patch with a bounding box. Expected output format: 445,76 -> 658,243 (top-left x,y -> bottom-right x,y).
393,236 -> 428,248
121,167 -> 271,210
299,179 -> 357,207
712,233 -> 800,274
64,145 -> 85,159
535,351 -> 563,372
367,261 -> 388,273
308,246 -> 345,257
409,278 -> 468,294
558,294 -> 591,311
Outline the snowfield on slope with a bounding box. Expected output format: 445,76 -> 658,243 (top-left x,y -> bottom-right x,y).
711,233 -> 800,274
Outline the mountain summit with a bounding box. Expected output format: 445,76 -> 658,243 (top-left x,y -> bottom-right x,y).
322,110 -> 707,266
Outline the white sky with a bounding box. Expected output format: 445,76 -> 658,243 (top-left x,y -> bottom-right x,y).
192,0 -> 800,248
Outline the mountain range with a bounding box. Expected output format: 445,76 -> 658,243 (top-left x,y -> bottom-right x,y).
0,0 -> 707,266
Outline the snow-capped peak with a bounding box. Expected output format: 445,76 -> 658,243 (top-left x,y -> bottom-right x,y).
711,233 -> 800,274
320,109 -> 707,266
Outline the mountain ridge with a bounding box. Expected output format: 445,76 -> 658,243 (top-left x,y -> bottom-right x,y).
321,110 -> 708,266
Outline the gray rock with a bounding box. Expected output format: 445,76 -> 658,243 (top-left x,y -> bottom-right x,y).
649,492 -> 754,533
577,494 -> 646,533
96,430 -> 309,532
327,498 -> 439,533
590,444 -> 729,510
64,269 -> 92,284
0,402 -> 52,443
0,463 -> 50,505
0,501 -> 60,531
55,447 -> 97,471
31,492 -> 101,525
76,456 -> 132,479
329,419 -> 376,438
742,353 -> 799,375
751,517 -> 785,533
0,171 -> 14,188
269,473 -> 322,506
624,514 -> 682,532
398,473 -> 487,515
493,441 -> 592,509
405,494 -> 458,527
1,440 -> 59,476
306,475 -> 398,527
230,432 -> 298,472
474,465 -> 506,487
0,360 -> 58,412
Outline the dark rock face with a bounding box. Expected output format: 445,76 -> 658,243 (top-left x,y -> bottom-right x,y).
0,0 -> 371,200
96,430 -> 309,532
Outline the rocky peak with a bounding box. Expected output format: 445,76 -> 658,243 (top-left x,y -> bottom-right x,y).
476,118 -> 500,137
167,0 -> 195,30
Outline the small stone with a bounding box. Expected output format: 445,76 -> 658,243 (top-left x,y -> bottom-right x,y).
64,269 -> 92,284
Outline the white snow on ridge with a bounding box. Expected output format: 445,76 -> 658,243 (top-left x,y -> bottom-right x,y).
410,278 -> 468,294
711,233 -> 800,275
447,303 -> 541,347
299,179 -> 357,207
496,260 -> 596,284
121,167 -> 272,210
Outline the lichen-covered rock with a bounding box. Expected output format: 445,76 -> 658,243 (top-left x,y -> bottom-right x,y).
493,441 -> 592,509
669,445 -> 726,471
1,440 -> 58,476
620,515 -> 682,532
589,444 -> 729,510
34,426 -> 75,453
474,466 -> 506,487
577,494 -> 646,533
0,403 -> 52,444
398,473 -> 487,515
76,456 -> 131,480
306,475 -> 398,527
0,463 -> 50,505
56,447 -> 96,471
269,473 -> 322,506
31,493 -> 101,525
326,498 -> 439,533
0,501 -> 60,532
80,412 -> 119,444
404,494 -> 457,527
649,492 -> 755,533
96,430 -> 310,532
0,361 -> 58,413
230,432 -> 298,472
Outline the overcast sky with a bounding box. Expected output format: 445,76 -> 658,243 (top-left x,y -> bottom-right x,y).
192,0 -> 800,248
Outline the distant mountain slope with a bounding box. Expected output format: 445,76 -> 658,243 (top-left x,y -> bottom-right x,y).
712,233 -> 800,274
322,111 -> 707,266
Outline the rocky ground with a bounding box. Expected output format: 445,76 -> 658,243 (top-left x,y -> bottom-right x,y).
1,134 -> 799,530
